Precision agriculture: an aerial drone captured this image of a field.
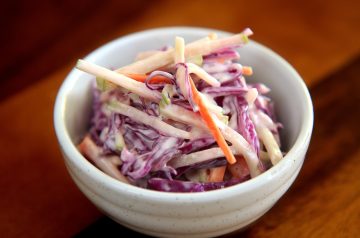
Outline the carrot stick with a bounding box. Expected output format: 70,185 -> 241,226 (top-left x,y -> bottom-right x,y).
208,166 -> 227,182
78,135 -> 129,184
227,156 -> 249,179
124,73 -> 173,84
189,78 -> 236,164
242,66 -> 253,76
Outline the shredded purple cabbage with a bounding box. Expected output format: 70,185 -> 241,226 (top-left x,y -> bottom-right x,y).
121,136 -> 182,179
179,137 -> 215,154
175,158 -> 227,178
81,34 -> 284,192
175,63 -> 197,110
145,70 -> 176,90
202,62 -> 243,84
203,48 -> 240,62
201,86 -> 248,98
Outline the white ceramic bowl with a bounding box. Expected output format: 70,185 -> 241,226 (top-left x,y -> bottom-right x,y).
54,27 -> 313,237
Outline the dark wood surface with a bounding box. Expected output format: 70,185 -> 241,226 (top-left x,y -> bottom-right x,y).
0,1 -> 359,237
0,0 -> 148,101
1,0 -> 360,100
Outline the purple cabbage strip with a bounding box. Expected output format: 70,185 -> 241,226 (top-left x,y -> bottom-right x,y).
225,81 -> 266,172
175,158 -> 227,178
254,95 -> 276,121
171,98 -> 194,111
145,102 -> 160,117
144,136 -> 183,172
202,62 -> 243,84
248,83 -> 270,95
175,63 -> 197,110
253,95 -> 283,147
224,79 -> 260,157
203,49 -> 240,62
195,78 -> 212,91
178,137 -> 215,154
201,86 -> 248,98
120,148 -> 137,175
120,137 -> 183,179
102,113 -> 123,154
235,97 -> 260,157
131,101 -> 145,111
90,87 -> 129,147
148,176 -> 250,192
123,122 -> 159,152
123,130 -> 150,152
131,100 -> 159,117
145,70 -> 176,90
223,96 -> 260,158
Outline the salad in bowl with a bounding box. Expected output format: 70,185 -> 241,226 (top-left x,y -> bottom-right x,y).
76,28 -> 284,192
54,27 -> 313,237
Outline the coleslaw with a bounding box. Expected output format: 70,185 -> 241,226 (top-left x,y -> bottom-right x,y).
76,28 -> 284,192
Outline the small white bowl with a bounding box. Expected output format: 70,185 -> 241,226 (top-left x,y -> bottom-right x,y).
54,27 -> 313,237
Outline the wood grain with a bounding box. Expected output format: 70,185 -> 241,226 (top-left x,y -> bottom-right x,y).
0,66 -> 102,237
0,0 -> 149,100
1,0 -> 359,100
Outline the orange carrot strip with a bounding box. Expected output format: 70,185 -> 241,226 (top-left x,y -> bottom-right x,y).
124,73 -> 172,84
208,166 -> 227,182
242,66 -> 253,76
189,78 -> 236,164
227,156 -> 250,179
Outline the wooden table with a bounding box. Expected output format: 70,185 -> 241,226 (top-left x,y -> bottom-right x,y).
1,1 -> 359,237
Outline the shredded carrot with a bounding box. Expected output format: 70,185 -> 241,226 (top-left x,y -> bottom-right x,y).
208,166 -> 227,182
216,58 -> 226,64
242,66 -> 253,76
227,156 -> 249,179
189,78 -> 236,164
124,73 -> 173,84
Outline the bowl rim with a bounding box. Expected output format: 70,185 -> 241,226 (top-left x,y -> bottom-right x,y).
54,26 -> 314,202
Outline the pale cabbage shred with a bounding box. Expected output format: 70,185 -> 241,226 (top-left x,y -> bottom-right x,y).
75,28 -> 284,192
